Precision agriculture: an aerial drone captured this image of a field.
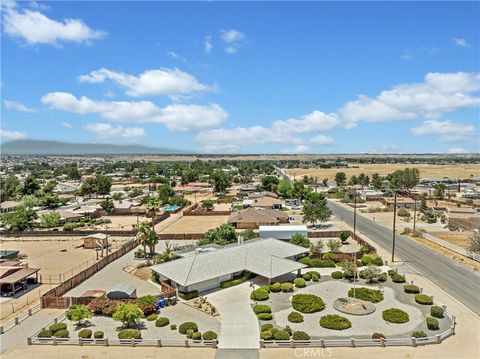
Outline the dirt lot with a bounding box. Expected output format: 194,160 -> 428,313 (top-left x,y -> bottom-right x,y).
158,215 -> 229,234
92,215 -> 149,230
284,163 -> 480,180
429,231 -> 472,250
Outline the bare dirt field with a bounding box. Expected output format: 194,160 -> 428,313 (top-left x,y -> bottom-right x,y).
429,231 -> 472,250
92,215 -> 149,230
158,215 -> 229,234
284,163 -> 480,180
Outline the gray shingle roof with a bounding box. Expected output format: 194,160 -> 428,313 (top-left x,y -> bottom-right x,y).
151,238 -> 308,286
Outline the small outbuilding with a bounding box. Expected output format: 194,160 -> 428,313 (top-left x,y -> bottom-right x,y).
82,233 -> 108,249
107,283 -> 137,299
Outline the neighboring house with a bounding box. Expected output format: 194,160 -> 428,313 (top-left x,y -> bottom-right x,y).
463,190 -> 480,199
55,182 -> 79,194
237,184 -> 257,197
259,225 -> 308,240
151,238 -> 308,294
285,199 -> 301,207
243,196 -> 283,209
58,210 -> 83,223
381,197 -> 415,208
0,201 -> 20,214
359,190 -> 383,201
248,191 -> 278,199
228,207 -> 289,229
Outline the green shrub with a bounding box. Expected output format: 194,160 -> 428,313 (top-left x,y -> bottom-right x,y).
38,329 -> 52,338
348,287 -> 384,303
155,317 -> 170,327
322,252 -> 335,260
319,315 -> 352,330
331,271 -> 344,279
93,331 -> 104,339
415,294 -> 433,305
372,332 -> 385,339
137,295 -> 157,306
250,288 -> 269,301
178,290 -> 199,300
292,331 -> 310,340
294,278 -> 306,288
378,273 -> 388,282
170,324 -> 177,330
253,304 -> 271,314
259,285 -> 271,293
118,329 -> 141,339
311,274 -> 320,281
388,269 -> 397,277
78,329 -> 92,339
305,270 -> 320,279
284,325 -> 293,336
404,285 -> 420,294
53,329 -> 69,338
179,322 -> 198,334
273,330 -> 290,340
382,308 -> 409,323
146,314 -> 158,321
191,331 -> 202,340
302,273 -> 311,281
281,282 -> 294,292
258,313 -> 273,320
292,294 -> 326,313
412,330 -> 427,338
298,257 -> 336,268
392,274 -> 406,283
202,331 -> 218,340
360,254 -> 383,266
261,323 -> 274,332
260,330 -> 273,340
49,323 -> 67,333
430,306 -> 444,318
426,317 -> 439,330
270,282 -> 282,292
220,271 -> 252,288
287,311 -> 304,323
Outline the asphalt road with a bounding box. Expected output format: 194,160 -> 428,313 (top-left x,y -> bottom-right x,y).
328,200 -> 480,316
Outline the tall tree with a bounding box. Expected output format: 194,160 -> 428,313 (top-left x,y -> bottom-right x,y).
1,205 -> 36,231
0,175 -> 21,202
261,175 -> 280,192
277,179 -> 293,198
23,176 -> 40,195
302,192 -> 332,227
79,177 -> 97,198
95,174 -> 112,196
210,170 -> 232,194
335,172 -> 347,187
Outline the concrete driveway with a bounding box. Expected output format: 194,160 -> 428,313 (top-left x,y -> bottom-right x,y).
207,282 -> 260,349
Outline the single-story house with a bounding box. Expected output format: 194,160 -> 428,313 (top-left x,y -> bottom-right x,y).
248,191 -> 278,199
151,238 -> 308,294
228,207 -> 289,229
58,210 -> 84,223
0,201 -> 20,213
285,199 -> 301,207
237,184 -> 257,196
107,283 -> 137,299
82,233 -> 108,249
381,197 -> 416,208
243,195 -> 283,209
259,225 -> 308,240
359,190 -> 383,201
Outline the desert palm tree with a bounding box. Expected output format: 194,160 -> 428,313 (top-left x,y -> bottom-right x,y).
136,220 -> 152,255
145,195 -> 161,226
146,230 -> 159,255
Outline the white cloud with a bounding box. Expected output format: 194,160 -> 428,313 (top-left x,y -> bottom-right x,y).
372,144 -> 398,153
221,29 -> 244,43
401,46 -> 439,61
4,100 -> 36,112
204,35 -> 212,54
41,92 -> 227,132
281,145 -> 310,154
340,72 -> 480,127
0,129 -> 27,140
84,123 -> 145,141
454,38 -> 470,48
2,3 -> 105,45
61,122 -> 73,128
224,46 -> 237,54
448,147 -> 469,154
410,119 -> 477,141
166,51 -> 187,63
78,67 -> 210,97
310,135 -> 334,145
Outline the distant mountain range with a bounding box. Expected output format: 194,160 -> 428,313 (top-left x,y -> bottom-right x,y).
1,140 -> 186,155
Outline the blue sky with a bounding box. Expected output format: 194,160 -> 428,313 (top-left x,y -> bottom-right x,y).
1,1 -> 479,154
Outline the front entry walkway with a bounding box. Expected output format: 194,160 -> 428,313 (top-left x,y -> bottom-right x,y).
207,282 -> 260,349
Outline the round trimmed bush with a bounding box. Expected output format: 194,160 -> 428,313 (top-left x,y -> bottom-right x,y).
404,285 -> 420,294
155,317 -> 170,327
281,282 -> 294,292
426,316 -> 439,330
38,329 -> 52,338
331,271 -> 344,279
259,285 -> 271,293
258,313 -> 273,320
430,306 -> 444,318
270,282 -> 282,292
306,271 -> 320,278
202,331 -> 218,340
378,273 -> 388,282
53,329 -> 69,338
179,322 -> 198,334
415,294 -> 433,305
292,294 -> 325,313
93,331 -> 104,339
49,323 -> 67,333
273,330 -> 290,340
261,323 -> 274,331
284,325 -> 293,336
118,329 -> 141,339
253,304 -> 271,314
311,274 -> 320,282
319,315 -> 352,330
287,311 -> 304,323
392,274 -> 406,283
170,324 -> 177,330
294,278 -> 306,288
360,254 -> 383,266
250,288 -> 269,301
260,330 -> 273,340
372,332 -> 385,339
382,308 -> 409,323
191,331 -> 202,340
413,330 -> 427,338
146,313 -> 158,321
388,269 -> 397,277
302,273 -> 311,281
78,329 -> 92,339
348,287 -> 384,303
292,331 -> 310,340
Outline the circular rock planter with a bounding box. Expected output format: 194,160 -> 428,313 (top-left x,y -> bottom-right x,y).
333,297 -> 376,316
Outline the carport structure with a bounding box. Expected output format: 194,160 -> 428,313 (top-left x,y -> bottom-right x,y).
0,267 -> 40,296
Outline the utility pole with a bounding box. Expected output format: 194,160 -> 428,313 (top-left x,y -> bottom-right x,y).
392,191 -> 397,263
413,197 -> 417,233
353,192 -> 357,241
